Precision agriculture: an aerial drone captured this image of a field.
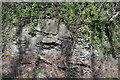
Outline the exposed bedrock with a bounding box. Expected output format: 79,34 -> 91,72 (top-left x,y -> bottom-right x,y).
3,18 -> 100,60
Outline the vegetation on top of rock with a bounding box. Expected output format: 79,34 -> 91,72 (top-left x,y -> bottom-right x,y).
2,2 -> 120,57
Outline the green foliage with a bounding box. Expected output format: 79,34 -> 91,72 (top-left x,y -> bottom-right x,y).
29,23 -> 37,37
2,2 -> 120,56
104,74 -> 111,78
34,68 -> 44,77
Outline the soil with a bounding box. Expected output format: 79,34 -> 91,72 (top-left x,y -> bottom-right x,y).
2,54 -> 119,78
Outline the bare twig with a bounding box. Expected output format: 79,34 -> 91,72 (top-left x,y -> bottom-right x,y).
110,11 -> 120,21
38,55 -> 53,65
37,54 -> 91,71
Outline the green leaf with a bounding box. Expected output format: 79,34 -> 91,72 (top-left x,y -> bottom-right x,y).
47,8 -> 54,13
34,69 -> 44,76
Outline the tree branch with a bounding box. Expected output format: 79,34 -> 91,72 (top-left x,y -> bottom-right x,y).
110,11 -> 120,21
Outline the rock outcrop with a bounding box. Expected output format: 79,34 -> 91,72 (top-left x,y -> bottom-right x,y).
2,18 -> 100,60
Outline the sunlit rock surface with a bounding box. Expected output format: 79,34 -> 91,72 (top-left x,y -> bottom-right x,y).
3,19 -> 101,60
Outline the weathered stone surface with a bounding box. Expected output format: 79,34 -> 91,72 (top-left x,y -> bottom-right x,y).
80,49 -> 91,56
4,43 -> 19,54
43,19 -> 59,35
29,35 -> 43,54
21,26 -> 30,37
29,35 -> 43,47
42,36 -> 58,43
58,23 -> 70,37
10,44 -> 19,54
42,49 -> 61,56
3,18 -> 102,60
35,19 -> 45,32
9,27 -> 16,39
93,50 -> 99,57
43,45 -> 55,49
54,46 -> 61,51
77,49 -> 100,60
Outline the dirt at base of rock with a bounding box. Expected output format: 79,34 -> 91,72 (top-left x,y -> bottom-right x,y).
2,54 -> 118,78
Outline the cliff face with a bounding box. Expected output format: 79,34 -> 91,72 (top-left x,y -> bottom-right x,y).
2,18 -> 118,78
3,18 -> 99,61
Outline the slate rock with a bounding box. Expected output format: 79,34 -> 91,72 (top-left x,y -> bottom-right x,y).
9,27 -> 16,39
42,49 -> 61,56
4,44 -> 19,54
58,23 -> 70,37
35,19 -> 45,32
21,26 -> 30,37
43,45 -> 55,49
43,19 -> 59,35
93,50 -> 99,57
42,36 -> 58,44
29,35 -> 43,54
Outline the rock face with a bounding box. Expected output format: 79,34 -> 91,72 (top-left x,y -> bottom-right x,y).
3,18 -> 100,60
43,19 -> 59,35
42,36 -> 57,44
4,42 -> 19,54
58,23 -> 70,37
35,19 -> 45,32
